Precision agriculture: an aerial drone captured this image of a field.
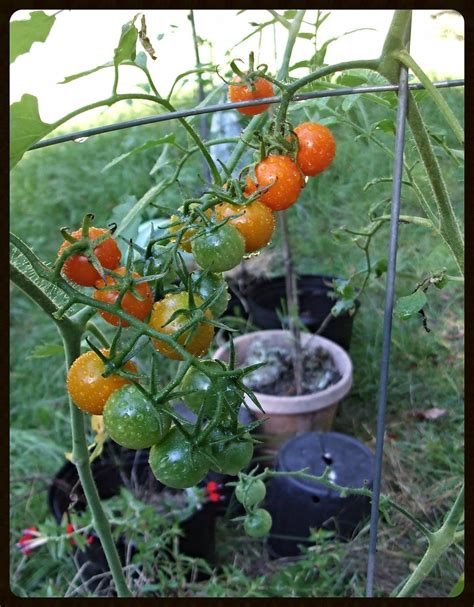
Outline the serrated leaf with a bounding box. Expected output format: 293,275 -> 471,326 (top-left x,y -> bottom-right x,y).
10,94 -> 54,169
27,343 -> 64,359
101,134 -> 176,172
394,290 -> 427,320
114,15 -> 139,66
10,11 -> 56,63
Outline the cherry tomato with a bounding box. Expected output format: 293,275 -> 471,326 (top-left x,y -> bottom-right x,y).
235,479 -> 267,508
192,272 -> 230,318
148,426 -> 209,489
244,508 -> 272,538
214,201 -> 275,253
294,122 -> 336,176
180,361 -> 242,418
192,224 -> 245,272
208,428 -> 254,475
167,214 -> 196,253
244,156 -> 303,211
149,292 -> 214,360
66,349 -> 137,415
93,267 -> 153,327
103,384 -> 170,449
228,75 -> 274,115
58,227 -> 121,287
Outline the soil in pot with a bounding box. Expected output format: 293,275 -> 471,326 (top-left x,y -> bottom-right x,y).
242,336 -> 342,397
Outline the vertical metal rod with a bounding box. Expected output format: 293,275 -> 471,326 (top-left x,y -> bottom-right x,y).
365,25 -> 411,597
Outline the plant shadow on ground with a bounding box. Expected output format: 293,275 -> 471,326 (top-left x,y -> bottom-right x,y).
10,88 -> 463,597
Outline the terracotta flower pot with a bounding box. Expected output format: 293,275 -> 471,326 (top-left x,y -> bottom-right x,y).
213,330 -> 353,455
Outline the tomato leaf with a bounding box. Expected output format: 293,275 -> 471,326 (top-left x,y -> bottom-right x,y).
101,134 -> 176,172
114,15 -> 139,66
10,94 -> 54,169
394,290 -> 427,320
10,11 -> 56,63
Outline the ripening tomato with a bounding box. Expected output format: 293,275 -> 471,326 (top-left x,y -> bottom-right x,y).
228,75 -> 274,115
58,227 -> 121,287
214,200 -> 275,253
66,349 -> 138,415
192,224 -> 245,272
93,268 -> 153,327
149,426 -> 209,489
244,156 -> 303,211
149,292 -> 214,360
103,384 -> 171,449
167,214 -> 196,253
294,122 -> 336,176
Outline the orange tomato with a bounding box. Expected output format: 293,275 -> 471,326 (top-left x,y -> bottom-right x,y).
228,75 -> 274,115
244,156 -> 303,211
294,122 -> 336,176
214,200 -> 275,253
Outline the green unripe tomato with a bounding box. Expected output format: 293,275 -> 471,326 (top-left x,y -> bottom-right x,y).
191,225 -> 245,272
103,384 -> 171,450
149,426 -> 209,489
208,428 -> 254,475
180,361 -> 243,418
235,479 -> 267,508
244,508 -> 273,538
192,272 -> 230,318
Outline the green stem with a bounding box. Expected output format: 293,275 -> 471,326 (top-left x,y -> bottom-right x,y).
61,326 -> 132,597
406,93 -> 464,274
395,50 -> 464,146
395,485 -> 464,597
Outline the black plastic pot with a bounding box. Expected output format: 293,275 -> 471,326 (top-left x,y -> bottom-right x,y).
48,441 -> 222,592
228,275 -> 358,351
265,432 -> 374,558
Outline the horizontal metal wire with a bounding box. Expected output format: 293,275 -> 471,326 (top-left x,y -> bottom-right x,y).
29,79 -> 464,151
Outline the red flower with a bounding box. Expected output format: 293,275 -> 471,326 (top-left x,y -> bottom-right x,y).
206,481 -> 219,493
16,526 -> 43,556
208,492 -> 221,503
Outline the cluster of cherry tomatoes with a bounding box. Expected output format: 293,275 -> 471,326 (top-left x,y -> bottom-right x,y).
59,67 -> 336,495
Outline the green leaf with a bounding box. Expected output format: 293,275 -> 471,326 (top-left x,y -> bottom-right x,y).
101,134 -> 176,172
297,32 -> 314,40
10,11 -> 56,63
394,290 -> 427,320
374,118 -> 396,134
27,342 -> 64,359
331,299 -> 355,317
448,573 -> 464,597
59,61 -> 114,84
10,94 -> 54,169
114,15 -> 139,66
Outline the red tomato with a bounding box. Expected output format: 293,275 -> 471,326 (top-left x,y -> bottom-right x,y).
228,75 -> 274,115
244,156 -> 303,211
93,267 -> 153,327
294,122 -> 336,176
58,227 -> 121,287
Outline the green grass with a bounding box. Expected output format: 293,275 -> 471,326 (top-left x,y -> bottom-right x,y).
10,87 -> 464,597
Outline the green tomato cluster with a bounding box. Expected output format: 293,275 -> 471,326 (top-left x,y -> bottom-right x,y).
235,477 -> 272,538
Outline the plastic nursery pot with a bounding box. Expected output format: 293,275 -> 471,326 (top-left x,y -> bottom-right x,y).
213,330 -> 353,457
230,275 -> 359,351
48,441 -> 221,593
265,431 -> 374,558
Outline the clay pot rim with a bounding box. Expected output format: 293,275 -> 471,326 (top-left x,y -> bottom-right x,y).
213,330 -> 353,415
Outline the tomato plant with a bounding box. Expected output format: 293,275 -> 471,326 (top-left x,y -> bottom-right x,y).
214,200 -> 275,253
93,267 -> 153,327
294,122 -> 336,176
192,224 -> 245,272
149,292 -> 214,360
58,227 -> 121,286
228,75 -> 274,115
103,384 -> 171,449
244,155 -> 303,211
66,350 -> 138,415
